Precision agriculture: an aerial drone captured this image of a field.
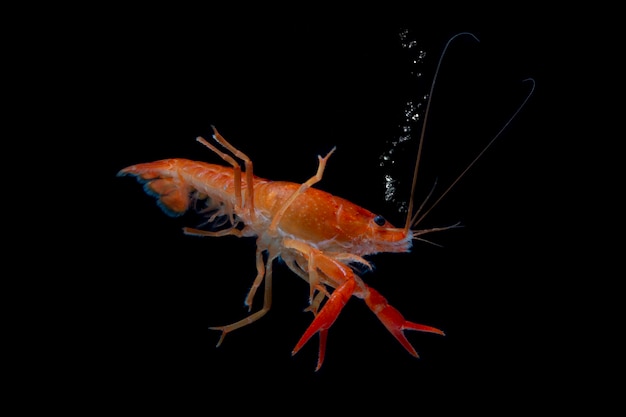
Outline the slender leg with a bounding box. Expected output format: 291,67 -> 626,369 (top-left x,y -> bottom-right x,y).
195,126 -> 257,222
194,127 -> 277,344
210,126 -> 256,223
183,227 -> 243,238
268,147 -> 336,234
244,248 -> 267,311
209,250 -> 274,347
195,135 -> 243,212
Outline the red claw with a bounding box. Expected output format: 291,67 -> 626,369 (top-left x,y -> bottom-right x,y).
364,287 -> 444,358
292,279 -> 356,368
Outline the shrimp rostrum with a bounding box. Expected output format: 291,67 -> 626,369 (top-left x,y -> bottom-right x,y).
118,32 -> 534,370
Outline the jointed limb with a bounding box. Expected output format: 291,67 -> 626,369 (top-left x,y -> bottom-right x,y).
209,248 -> 274,347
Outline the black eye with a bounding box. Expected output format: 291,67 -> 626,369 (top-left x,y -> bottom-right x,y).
373,215 -> 386,226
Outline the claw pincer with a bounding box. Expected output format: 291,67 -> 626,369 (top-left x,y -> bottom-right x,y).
364,287 -> 445,358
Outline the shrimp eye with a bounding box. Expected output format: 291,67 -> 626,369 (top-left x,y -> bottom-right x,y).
373,215 -> 386,226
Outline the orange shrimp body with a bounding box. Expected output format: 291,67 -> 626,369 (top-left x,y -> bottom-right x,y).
121,158 -> 412,256
118,127 -> 441,371
118,32 -> 534,370
254,182 -> 412,254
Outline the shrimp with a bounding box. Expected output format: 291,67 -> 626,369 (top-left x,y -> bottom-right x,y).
117,32 -> 535,370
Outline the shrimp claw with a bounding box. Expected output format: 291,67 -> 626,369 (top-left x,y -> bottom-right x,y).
292,278 -> 356,368
364,287 -> 445,358
285,240 -> 359,370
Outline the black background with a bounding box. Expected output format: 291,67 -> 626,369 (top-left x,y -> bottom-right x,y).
34,7 -> 601,414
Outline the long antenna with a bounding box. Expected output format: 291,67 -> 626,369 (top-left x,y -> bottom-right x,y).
412,77 -> 535,228
404,32 -> 480,232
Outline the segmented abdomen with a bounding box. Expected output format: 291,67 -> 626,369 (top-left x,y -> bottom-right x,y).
117,158 -> 264,218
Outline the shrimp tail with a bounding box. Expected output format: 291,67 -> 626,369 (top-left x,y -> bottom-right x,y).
364,287 -> 445,358
117,160 -> 192,217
